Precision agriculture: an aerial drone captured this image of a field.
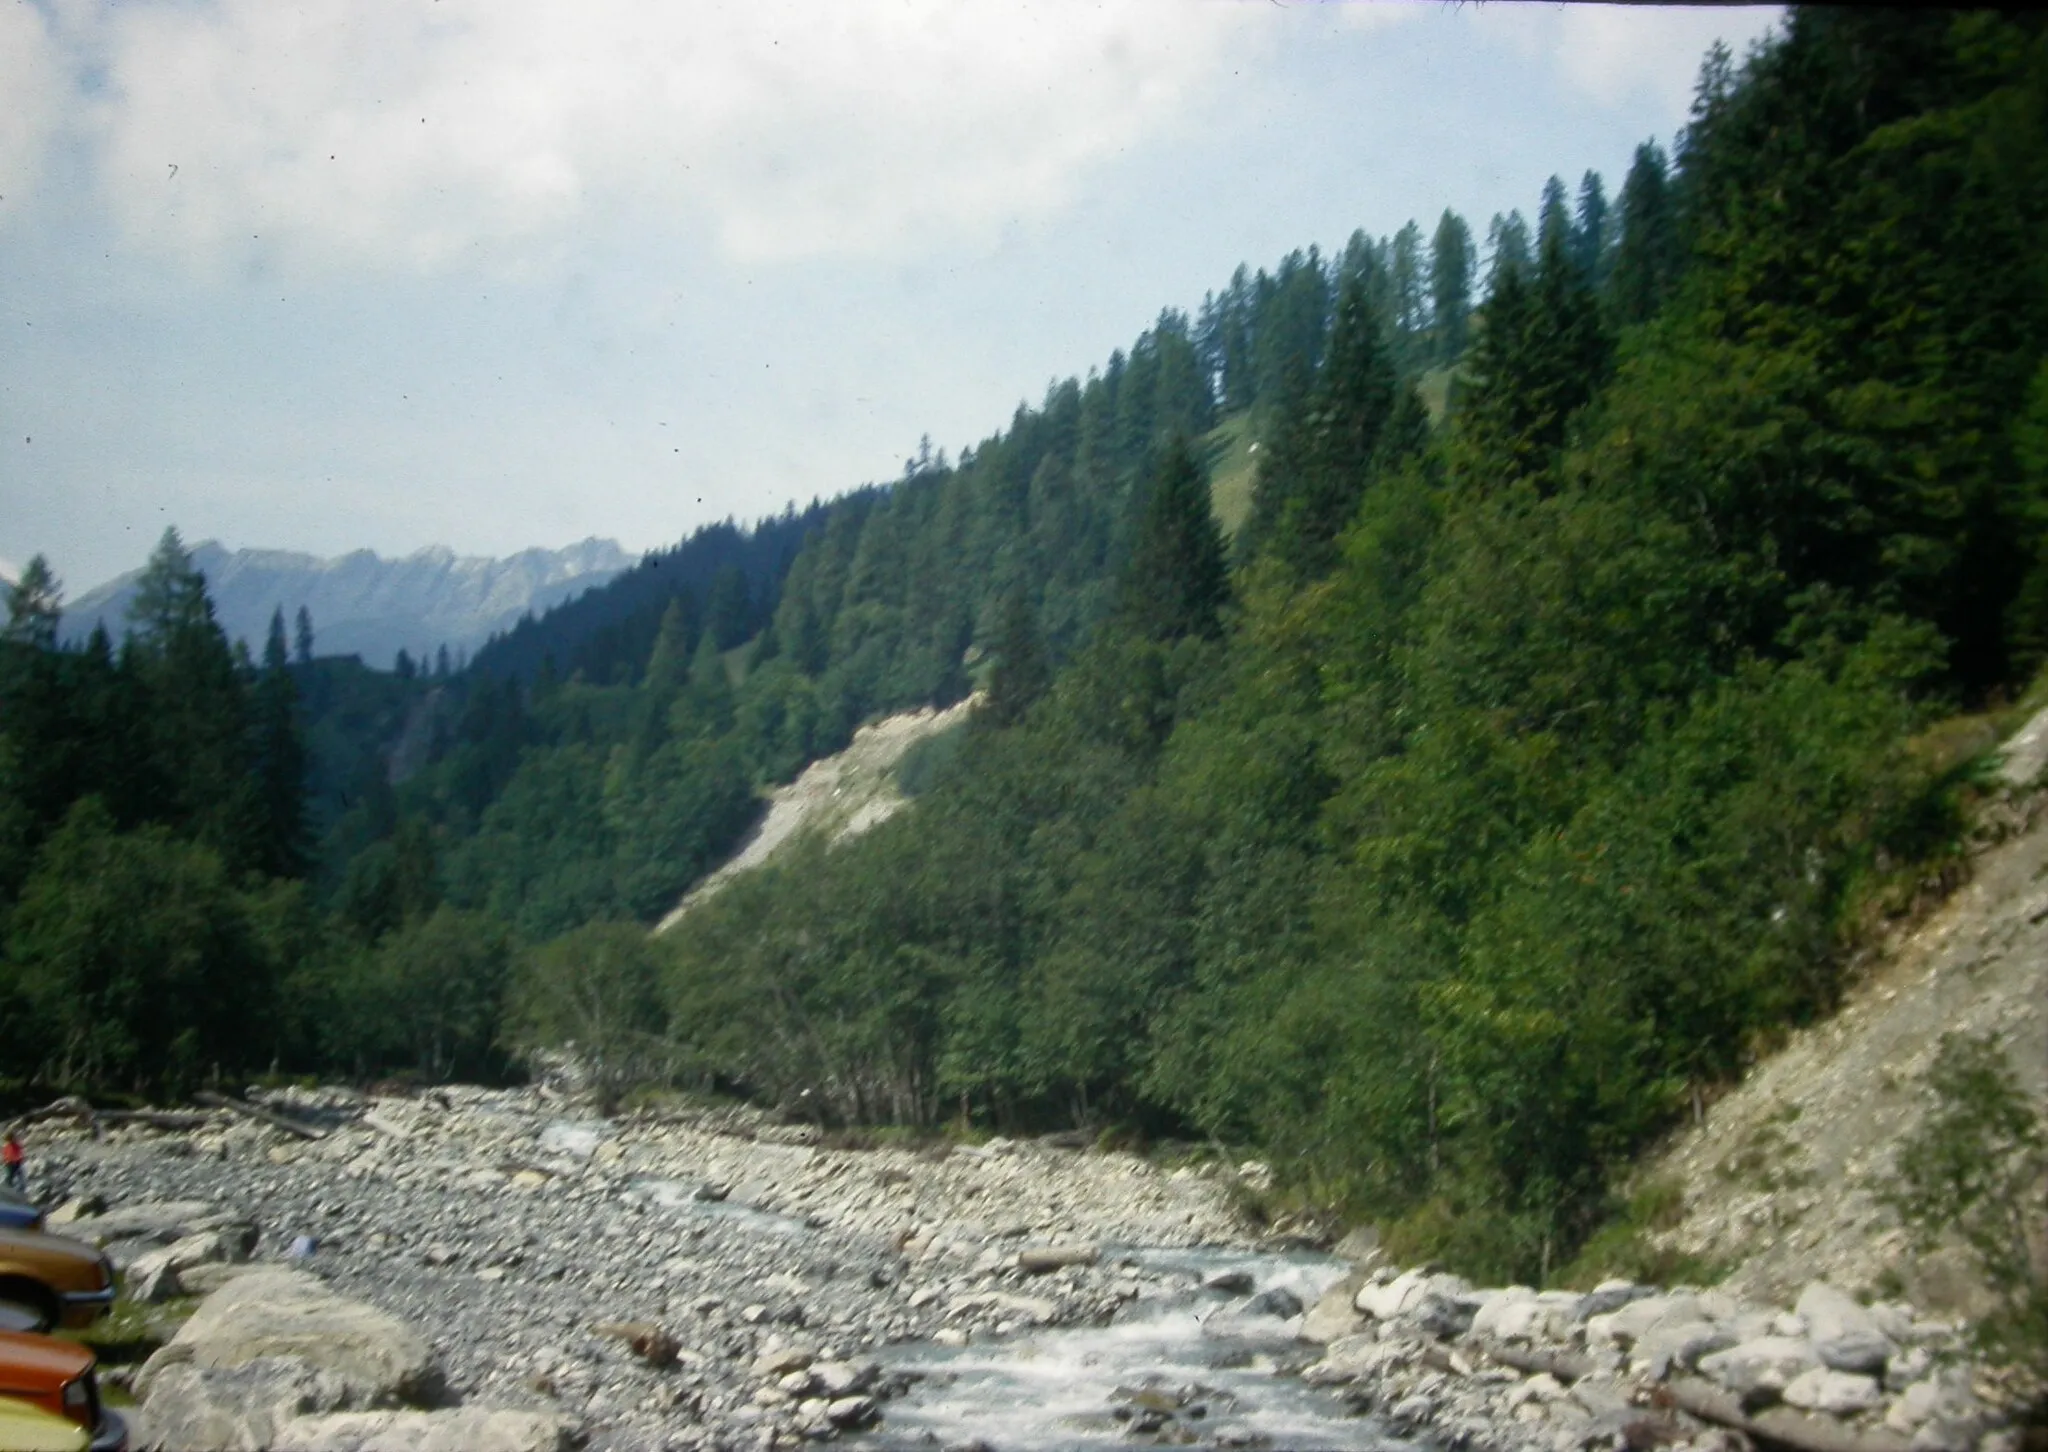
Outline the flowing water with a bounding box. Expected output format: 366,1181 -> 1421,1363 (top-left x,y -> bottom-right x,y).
871,1245 -> 1409,1452
542,1122 -> 1405,1450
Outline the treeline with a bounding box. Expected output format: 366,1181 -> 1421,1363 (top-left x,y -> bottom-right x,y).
638,10 -> 2048,1281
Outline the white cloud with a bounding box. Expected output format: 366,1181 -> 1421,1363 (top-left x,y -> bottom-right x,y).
1485,3 -> 1783,113
0,0 -> 65,215
38,0 -> 1256,272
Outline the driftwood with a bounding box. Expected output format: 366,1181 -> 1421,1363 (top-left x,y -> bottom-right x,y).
1475,1339 -> 1597,1384
12,1097 -> 212,1133
1663,1378 -> 1909,1452
193,1091 -> 328,1140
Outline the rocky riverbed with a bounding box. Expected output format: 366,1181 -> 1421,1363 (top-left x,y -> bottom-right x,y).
19,1085 -> 2035,1452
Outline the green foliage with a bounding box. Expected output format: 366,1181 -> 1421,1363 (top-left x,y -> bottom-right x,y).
508,922 -> 675,1110
2,799 -> 282,1095
1880,1033 -> 2048,1363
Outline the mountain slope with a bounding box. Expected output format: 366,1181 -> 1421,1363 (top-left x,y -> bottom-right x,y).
1641,704 -> 2048,1319
62,538 -> 632,668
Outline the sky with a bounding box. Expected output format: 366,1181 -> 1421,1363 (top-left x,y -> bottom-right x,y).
0,0 -> 1783,595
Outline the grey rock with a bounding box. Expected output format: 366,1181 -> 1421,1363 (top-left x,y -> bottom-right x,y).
138,1356 -> 352,1452
808,1361 -> 874,1398
1202,1268 -> 1256,1295
270,1409 -> 573,1452
825,1396 -> 876,1429
1241,1287 -> 1305,1320
1782,1369 -> 1883,1415
1406,1292 -> 1473,1340
1794,1284 -> 1879,1347
1389,1394 -> 1436,1426
1632,1319 -> 1736,1379
1697,1337 -> 1823,1399
139,1269 -> 440,1407
1816,1328 -> 1895,1375
1569,1376 -> 1634,1419
1299,1281 -> 1367,1345
1572,1282 -> 1655,1323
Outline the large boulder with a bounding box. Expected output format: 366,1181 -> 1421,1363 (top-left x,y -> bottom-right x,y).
135,1356 -> 352,1452
1697,1336 -> 1824,1401
1299,1280 -> 1368,1344
1585,1292 -> 1699,1350
270,1410 -> 573,1452
1795,1283 -> 1895,1375
139,1270 -> 440,1407
1633,1319 -> 1737,1379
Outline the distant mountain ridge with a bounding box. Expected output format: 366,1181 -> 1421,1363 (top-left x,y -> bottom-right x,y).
61,538 -> 634,669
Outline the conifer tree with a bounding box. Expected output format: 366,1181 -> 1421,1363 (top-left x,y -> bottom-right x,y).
3,555 -> 62,650
1430,211 -> 1475,364
1612,141 -> 1679,324
1271,270 -> 1398,578
1573,171 -> 1609,287
1487,211 -> 1532,288
983,588 -> 1051,729
254,607 -> 310,877
1537,175 -> 1572,259
125,527 -> 261,871
294,605 -> 315,665
1121,438 -> 1230,642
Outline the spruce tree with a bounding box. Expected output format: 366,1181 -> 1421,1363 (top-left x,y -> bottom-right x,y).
1272,269 -> 1398,578
3,555 -> 62,650
1612,141 -> 1678,324
1573,171 -> 1609,287
1121,438 -> 1230,642
983,588 -> 1051,728
294,605 -> 315,665
1430,211 -> 1475,364
254,607 -> 310,877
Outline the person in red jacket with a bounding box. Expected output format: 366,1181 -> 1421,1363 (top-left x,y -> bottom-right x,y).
2,1131 -> 23,1192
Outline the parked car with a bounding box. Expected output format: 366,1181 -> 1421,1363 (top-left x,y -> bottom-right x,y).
0,1334 -> 124,1452
0,1395 -> 88,1451
0,1197 -> 41,1235
0,1233 -> 115,1334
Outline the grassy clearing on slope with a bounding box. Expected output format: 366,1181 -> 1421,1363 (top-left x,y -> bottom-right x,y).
1201,412 -> 1259,539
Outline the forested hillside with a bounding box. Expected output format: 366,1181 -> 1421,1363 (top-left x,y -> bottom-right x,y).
5,6 -> 2044,1286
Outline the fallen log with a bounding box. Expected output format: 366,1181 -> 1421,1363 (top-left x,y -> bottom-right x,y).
1017,1243 -> 1100,1273
12,1098 -> 212,1133
193,1091 -> 328,1140
1666,1377 -> 1911,1452
1475,1339 -> 1597,1384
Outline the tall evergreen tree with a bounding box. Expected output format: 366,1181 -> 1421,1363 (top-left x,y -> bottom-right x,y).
1121,439 -> 1230,642
254,607 -> 310,877
983,588 -> 1052,729
1270,270 -> 1399,578
3,555 -> 62,650
294,605 -> 315,665
1611,141 -> 1679,325
126,528 -> 262,870
1430,211 -> 1475,365
1573,171 -> 1609,287
1390,221 -> 1429,349
1486,210 -> 1532,288
1537,175 -> 1572,259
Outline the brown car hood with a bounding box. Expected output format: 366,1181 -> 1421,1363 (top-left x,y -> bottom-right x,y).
0,1329 -> 92,1392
